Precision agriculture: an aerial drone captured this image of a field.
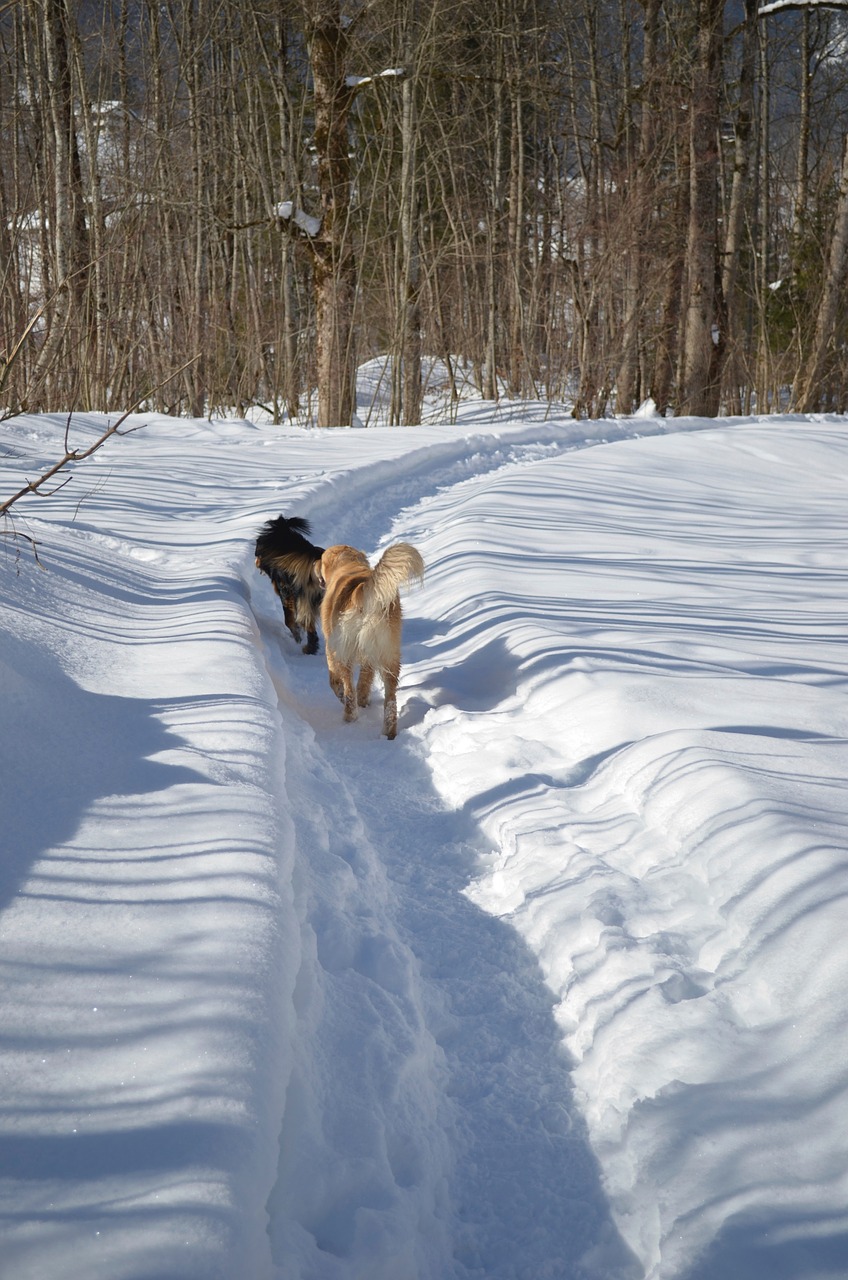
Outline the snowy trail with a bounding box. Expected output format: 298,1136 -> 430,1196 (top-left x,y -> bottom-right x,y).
247,440 -> 641,1278
5,406 -> 848,1280
241,416 -> 848,1278
2,406 -> 650,1280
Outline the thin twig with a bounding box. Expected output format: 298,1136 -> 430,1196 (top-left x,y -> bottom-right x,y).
0,353 -> 200,520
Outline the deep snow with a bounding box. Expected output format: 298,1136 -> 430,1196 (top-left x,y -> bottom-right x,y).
2,396 -> 848,1280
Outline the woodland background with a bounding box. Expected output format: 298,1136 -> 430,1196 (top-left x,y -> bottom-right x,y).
2,0 -> 848,426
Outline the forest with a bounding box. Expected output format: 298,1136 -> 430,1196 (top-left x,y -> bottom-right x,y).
2,0 -> 848,425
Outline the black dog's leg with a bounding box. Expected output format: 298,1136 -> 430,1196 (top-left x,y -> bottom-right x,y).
303,628 -> 320,655
280,593 -> 303,643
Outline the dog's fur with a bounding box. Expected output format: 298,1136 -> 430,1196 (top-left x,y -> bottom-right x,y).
316,542 -> 424,739
254,515 -> 325,654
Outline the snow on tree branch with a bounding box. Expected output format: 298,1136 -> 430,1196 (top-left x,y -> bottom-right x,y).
345,67 -> 405,89
275,202 -> 323,238
758,0 -> 848,14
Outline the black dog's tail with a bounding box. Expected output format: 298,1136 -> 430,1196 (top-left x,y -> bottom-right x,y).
255,515 -> 317,563
283,516 -> 311,537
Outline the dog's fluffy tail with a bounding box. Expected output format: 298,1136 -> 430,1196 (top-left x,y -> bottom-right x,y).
254,515 -> 316,560
365,542 -> 425,612
285,516 -> 312,537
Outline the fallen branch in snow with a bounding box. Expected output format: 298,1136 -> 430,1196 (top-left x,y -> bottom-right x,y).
0,354 -> 201,561
1,407 -> 140,520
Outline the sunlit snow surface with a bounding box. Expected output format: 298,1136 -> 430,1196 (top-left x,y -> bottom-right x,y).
2,402 -> 847,1279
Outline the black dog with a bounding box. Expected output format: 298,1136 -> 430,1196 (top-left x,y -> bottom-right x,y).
254,515 -> 325,654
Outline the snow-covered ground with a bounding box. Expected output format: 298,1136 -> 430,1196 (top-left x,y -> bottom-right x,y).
2,397 -> 848,1280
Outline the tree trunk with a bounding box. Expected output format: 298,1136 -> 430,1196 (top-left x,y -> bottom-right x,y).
755,19 -> 772,409
680,0 -> 725,417
309,1 -> 356,428
721,0 -> 757,414
483,15 -> 507,403
29,0 -> 91,407
793,6 -> 810,238
617,0 -> 662,414
507,85 -> 526,398
794,133 -> 848,411
399,65 -> 423,426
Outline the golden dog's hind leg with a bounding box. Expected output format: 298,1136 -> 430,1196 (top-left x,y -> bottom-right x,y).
341,670 -> 357,722
325,649 -> 346,704
327,653 -> 357,721
382,667 -> 399,740
357,664 -> 375,708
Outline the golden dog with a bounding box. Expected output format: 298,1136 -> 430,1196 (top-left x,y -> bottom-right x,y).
316,542 -> 424,739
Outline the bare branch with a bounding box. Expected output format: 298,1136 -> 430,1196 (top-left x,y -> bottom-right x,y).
0,518 -> 46,570
0,354 -> 202,524
0,304 -> 46,416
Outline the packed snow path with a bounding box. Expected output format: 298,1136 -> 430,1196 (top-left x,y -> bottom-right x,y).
250,446 -> 642,1280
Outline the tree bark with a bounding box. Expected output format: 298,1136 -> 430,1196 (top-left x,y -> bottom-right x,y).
617,0 -> 662,414
399,65 -> 423,425
309,1 -> 357,428
794,132 -> 848,411
680,0 -> 725,417
721,0 -> 757,414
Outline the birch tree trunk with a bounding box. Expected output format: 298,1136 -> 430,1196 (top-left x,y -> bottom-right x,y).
793,6 -> 810,239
